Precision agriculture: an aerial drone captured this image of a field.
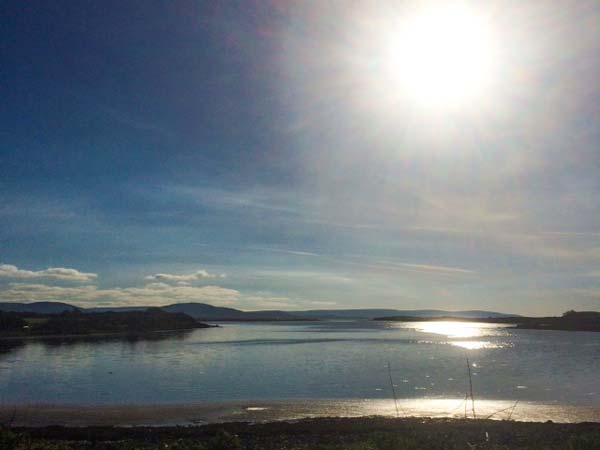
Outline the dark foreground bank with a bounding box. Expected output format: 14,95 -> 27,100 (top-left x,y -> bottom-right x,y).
3,417 -> 600,450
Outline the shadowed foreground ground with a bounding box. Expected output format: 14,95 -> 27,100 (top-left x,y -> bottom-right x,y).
2,417 -> 600,449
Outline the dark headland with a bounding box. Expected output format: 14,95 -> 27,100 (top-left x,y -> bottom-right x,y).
0,308 -> 211,340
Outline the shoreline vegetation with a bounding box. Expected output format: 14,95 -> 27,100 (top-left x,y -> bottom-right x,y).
2,417 -> 600,450
374,310 -> 600,332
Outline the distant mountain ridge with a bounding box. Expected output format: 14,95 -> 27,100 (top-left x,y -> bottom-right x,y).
0,301 -> 518,320
288,309 -> 518,320
0,301 -> 80,314
162,303 -> 303,321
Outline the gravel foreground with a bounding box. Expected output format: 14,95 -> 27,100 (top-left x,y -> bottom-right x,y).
2,417 -> 600,449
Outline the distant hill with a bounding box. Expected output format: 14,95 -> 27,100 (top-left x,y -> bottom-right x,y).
162,303 -> 303,321
0,302 -> 517,321
289,309 -> 518,320
0,302 -> 302,320
0,301 -> 79,314
85,306 -> 149,313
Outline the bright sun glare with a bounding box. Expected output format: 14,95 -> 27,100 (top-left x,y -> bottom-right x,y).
382,6 -> 494,107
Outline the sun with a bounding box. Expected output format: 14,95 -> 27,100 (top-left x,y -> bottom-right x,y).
381,5 -> 495,108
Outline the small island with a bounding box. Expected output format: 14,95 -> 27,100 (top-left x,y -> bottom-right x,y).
374,310 -> 600,332
0,308 -> 211,339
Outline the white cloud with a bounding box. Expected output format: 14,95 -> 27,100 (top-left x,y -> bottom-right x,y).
0,264 -> 97,283
0,282 -> 240,307
144,269 -> 224,284
0,265 -> 325,310
0,281 -> 329,311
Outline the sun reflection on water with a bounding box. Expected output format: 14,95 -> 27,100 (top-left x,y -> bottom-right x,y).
411,321 -> 500,338
398,321 -> 513,350
451,340 -> 503,350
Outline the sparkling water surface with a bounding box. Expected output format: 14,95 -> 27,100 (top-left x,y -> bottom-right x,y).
1,321 -> 599,408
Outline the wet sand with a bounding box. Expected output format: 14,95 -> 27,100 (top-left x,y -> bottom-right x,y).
2,398 -> 599,427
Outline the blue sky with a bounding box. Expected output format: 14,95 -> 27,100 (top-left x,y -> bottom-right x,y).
2,0 -> 600,314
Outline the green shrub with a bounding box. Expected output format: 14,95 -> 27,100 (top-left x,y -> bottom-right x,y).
567,432 -> 600,450
0,427 -> 19,449
207,430 -> 242,450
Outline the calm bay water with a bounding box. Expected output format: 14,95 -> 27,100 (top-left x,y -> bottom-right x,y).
1,321 -> 599,410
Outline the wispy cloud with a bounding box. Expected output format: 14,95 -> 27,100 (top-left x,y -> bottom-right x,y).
254,269 -> 353,284
167,186 -> 303,215
388,262 -> 476,275
96,103 -> 176,137
331,257 -> 477,278
250,247 -> 320,257
153,185 -> 380,231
